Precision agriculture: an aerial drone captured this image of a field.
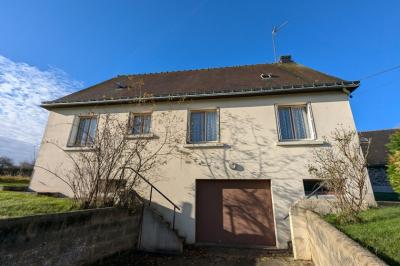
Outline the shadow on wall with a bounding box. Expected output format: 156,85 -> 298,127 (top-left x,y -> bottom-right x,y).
183,111 -> 317,180
180,110 -> 332,245
145,200 -> 195,241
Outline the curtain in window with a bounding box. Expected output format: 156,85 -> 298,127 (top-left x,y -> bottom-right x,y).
75,117 -> 96,146
75,118 -> 89,145
278,107 -> 294,140
133,116 -> 143,134
205,112 -> 217,141
190,112 -> 205,142
132,114 -> 151,134
143,115 -> 151,134
291,107 -> 310,139
190,111 -> 218,142
88,118 -> 97,144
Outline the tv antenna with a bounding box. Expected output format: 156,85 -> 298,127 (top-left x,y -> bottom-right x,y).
272,21 -> 288,63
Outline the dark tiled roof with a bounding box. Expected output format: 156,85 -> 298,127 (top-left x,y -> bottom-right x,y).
359,129 -> 399,166
42,62 -> 359,107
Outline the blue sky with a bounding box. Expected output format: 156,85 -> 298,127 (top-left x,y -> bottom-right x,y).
0,0 -> 399,162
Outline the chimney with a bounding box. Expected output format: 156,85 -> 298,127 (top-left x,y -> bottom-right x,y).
279,55 -> 293,64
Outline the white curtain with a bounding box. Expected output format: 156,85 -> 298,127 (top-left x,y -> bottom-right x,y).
88,118 -> 97,144
190,111 -> 217,142
291,107 -> 310,139
206,111 -> 217,141
190,112 -> 205,142
278,107 -> 294,140
143,115 -> 151,134
133,116 -> 142,134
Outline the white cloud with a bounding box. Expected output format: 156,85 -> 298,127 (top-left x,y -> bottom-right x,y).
0,55 -> 82,149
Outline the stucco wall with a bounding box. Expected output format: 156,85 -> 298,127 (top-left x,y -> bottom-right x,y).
0,208 -> 142,266
30,92 -> 375,248
290,205 -> 386,265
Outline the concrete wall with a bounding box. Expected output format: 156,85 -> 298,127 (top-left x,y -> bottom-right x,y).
139,205 -> 183,253
290,204 -> 386,266
30,92 -> 376,248
0,208 -> 142,266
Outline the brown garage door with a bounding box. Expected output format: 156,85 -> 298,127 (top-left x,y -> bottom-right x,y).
196,180 -> 276,246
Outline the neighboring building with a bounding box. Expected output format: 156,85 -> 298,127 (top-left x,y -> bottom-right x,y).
31,56 -> 375,249
359,129 -> 398,197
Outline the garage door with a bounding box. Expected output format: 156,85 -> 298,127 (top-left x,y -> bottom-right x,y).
196,180 -> 276,246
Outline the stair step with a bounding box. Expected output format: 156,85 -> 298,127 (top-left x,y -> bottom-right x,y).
143,205 -> 186,243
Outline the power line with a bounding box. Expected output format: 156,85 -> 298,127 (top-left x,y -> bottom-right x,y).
359,64 -> 400,80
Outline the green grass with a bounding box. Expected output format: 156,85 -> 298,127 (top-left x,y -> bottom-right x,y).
325,206 -> 400,265
0,191 -> 78,219
374,192 -> 400,202
0,175 -> 30,187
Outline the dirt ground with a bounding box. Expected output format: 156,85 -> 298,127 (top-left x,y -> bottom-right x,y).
90,246 -> 313,266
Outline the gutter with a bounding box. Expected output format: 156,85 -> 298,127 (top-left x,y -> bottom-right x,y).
41,81 -> 360,109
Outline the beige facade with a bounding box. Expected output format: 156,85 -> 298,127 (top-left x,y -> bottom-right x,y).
30,91 -> 375,248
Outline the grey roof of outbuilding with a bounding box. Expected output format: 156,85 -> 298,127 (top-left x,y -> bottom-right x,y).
41,61 -> 359,108
359,129 -> 399,166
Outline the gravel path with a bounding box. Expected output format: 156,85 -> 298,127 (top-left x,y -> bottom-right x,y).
90,246 -> 313,266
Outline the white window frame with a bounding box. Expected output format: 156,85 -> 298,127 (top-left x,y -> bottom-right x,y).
128,112 -> 152,135
275,102 -> 316,141
67,115 -> 98,147
187,108 -> 220,144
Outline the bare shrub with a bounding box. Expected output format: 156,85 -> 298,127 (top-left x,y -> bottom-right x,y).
308,128 -> 371,223
37,109 -> 184,209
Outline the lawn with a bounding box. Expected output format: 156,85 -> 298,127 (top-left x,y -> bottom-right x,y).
325,206 -> 400,265
0,175 -> 30,187
0,190 -> 78,218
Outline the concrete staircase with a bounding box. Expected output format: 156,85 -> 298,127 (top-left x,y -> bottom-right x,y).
120,168 -> 185,254
138,204 -> 185,253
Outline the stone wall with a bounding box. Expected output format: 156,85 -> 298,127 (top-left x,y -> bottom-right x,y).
290,204 -> 386,266
0,207 -> 142,266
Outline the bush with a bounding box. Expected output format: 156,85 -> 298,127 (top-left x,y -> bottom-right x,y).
308,129 -> 369,224
387,130 -> 400,193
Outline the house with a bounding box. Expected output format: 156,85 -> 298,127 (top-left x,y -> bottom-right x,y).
30,56 -> 375,250
359,129 -> 398,200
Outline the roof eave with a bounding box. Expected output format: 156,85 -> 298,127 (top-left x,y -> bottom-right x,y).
40,81 -> 360,110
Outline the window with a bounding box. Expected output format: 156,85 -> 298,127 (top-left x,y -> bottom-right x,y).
74,116 -> 97,146
99,179 -> 127,192
303,179 -> 331,196
189,110 -> 218,143
129,113 -> 151,135
277,104 -> 314,141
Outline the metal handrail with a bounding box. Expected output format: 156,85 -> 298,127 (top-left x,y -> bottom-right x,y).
283,182 -> 328,220
121,167 -> 180,230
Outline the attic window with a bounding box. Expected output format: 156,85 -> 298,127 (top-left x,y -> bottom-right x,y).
115,82 -> 128,90
359,137 -> 370,143
260,73 -> 272,80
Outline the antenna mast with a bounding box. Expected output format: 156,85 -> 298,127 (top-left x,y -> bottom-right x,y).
272,21 -> 288,63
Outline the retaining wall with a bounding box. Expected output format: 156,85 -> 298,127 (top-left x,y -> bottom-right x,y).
0,207 -> 142,266
289,204 -> 386,266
